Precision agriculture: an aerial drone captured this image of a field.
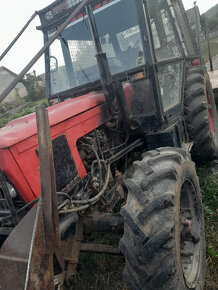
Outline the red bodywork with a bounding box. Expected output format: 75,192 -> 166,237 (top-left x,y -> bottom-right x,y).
0,85 -> 133,203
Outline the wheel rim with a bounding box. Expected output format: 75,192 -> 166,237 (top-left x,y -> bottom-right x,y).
180,179 -> 201,289
207,92 -> 214,137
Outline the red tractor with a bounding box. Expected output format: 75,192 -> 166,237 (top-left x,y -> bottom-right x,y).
0,0 -> 217,289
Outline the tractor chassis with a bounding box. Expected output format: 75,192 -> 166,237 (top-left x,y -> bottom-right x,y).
0,107 -> 125,289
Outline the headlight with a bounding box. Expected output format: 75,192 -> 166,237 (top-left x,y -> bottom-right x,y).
6,182 -> 17,199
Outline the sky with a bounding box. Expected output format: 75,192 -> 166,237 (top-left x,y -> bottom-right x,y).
0,0 -> 217,75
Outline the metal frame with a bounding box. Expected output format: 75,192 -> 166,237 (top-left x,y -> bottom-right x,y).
85,4 -> 116,115
168,0 -> 198,58
137,0 -> 165,127
143,0 -> 190,125
43,32 -> 52,99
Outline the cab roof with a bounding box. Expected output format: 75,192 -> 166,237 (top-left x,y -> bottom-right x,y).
37,0 -> 110,30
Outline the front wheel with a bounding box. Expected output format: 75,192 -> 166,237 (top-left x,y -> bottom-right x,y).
120,148 -> 206,289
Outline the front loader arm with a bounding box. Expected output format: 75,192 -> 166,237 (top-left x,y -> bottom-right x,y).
0,107 -> 64,289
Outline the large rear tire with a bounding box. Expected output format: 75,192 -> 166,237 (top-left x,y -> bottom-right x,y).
120,148 -> 206,290
184,66 -> 218,161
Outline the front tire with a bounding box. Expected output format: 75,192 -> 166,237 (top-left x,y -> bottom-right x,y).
120,148 -> 206,289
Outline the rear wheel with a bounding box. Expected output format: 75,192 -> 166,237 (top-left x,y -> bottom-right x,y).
184,66 -> 218,161
120,148 -> 206,289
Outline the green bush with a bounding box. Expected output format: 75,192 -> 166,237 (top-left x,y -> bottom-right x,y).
0,104 -> 6,115
0,107 -> 36,128
23,72 -> 46,102
0,118 -> 8,128
39,99 -> 48,108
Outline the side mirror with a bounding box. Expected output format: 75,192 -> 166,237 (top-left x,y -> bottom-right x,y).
50,56 -> 58,72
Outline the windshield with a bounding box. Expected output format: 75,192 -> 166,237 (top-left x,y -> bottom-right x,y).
48,0 -> 144,95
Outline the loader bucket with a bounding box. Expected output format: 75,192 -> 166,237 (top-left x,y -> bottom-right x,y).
0,202 -> 54,290
0,106 -> 64,290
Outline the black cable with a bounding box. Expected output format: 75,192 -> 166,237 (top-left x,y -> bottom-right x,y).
109,139 -> 144,164
57,191 -> 72,201
103,133 -> 129,154
78,143 -> 103,187
1,140 -> 144,220
59,162 -> 111,211
95,130 -> 104,160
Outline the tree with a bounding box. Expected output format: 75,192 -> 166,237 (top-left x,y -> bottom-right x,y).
22,71 -> 46,102
201,13 -> 218,34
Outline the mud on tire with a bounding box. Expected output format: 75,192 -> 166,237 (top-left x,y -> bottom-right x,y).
184,66 -> 218,161
120,148 -> 206,290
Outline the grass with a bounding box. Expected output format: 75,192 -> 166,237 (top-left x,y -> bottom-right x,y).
76,233 -> 128,290
77,253 -> 127,290
197,161 -> 218,290
75,162 -> 218,290
201,36 -> 218,62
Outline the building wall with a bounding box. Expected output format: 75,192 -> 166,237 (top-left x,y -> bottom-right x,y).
0,69 -> 27,103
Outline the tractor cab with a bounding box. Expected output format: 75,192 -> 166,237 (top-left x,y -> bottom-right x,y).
45,0 -> 143,93
39,0 -> 145,94
38,0 -> 198,136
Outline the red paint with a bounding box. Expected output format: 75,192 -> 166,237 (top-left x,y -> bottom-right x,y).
95,3 -> 101,9
77,13 -> 83,19
192,59 -> 200,66
0,85 -> 132,203
0,148 -> 36,203
207,93 -> 214,136
123,83 -> 133,109
0,91 -> 105,149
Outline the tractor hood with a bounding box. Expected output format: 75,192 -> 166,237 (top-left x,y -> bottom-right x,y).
0,91 -> 105,149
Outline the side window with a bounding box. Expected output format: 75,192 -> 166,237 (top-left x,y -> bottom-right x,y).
49,39 -> 70,94
147,0 -> 181,61
169,0 -> 196,56
158,62 -> 182,111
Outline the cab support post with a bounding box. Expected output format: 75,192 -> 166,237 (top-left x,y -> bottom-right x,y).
86,4 -> 116,116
